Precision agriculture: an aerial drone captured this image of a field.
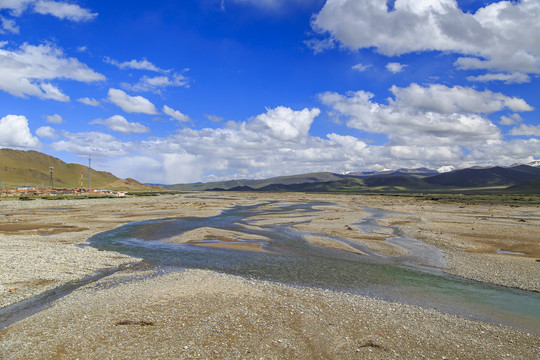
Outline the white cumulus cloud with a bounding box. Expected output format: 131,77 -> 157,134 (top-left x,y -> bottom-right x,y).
124,74 -> 189,93
51,131 -> 128,157
107,88 -> 158,115
33,1 -> 97,22
163,105 -> 191,123
204,114 -> 224,122
0,15 -> 19,33
0,0 -> 33,15
91,115 -> 150,134
319,83 -> 533,146
0,0 -> 96,33
36,125 -> 57,139
247,106 -> 320,143
311,0 -> 540,75
352,63 -> 371,72
0,114 -> 40,149
104,57 -> 164,72
466,72 -> 530,84
386,62 -> 407,74
77,97 -> 100,106
0,42 -> 105,101
510,124 -> 540,137
45,114 -> 63,124
500,114 -> 523,126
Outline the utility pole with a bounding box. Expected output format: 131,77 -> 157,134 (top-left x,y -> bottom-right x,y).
87,156 -> 91,190
49,167 -> 54,190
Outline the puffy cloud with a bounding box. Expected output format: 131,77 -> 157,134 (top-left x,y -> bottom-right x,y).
326,133 -> 367,153
389,83 -> 533,114
36,125 -> 57,139
204,114 -> 224,122
163,105 -> 191,123
0,15 -> 19,33
304,38 -> 335,54
352,63 -> 371,72
386,62 -> 407,73
319,83 -> 534,146
0,43 -> 105,101
51,131 -> 128,157
33,1 -> 97,22
0,114 -> 40,149
247,106 -> 320,143
124,74 -> 189,93
77,97 -> 100,106
106,156 -> 166,184
117,106 -> 330,182
510,124 -> 540,137
464,138 -> 540,166
0,1 -> 33,15
466,72 -> 530,84
500,114 -> 523,126
45,114 -> 63,124
107,88 -> 158,114
311,0 -> 540,74
104,57 -> 164,72
388,145 -> 459,162
0,0 -> 95,33
91,115 -> 150,134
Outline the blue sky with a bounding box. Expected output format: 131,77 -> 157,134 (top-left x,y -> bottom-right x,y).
0,0 -> 539,184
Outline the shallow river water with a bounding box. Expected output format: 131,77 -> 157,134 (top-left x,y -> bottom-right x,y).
86,201 -> 540,335
1,200 -> 538,335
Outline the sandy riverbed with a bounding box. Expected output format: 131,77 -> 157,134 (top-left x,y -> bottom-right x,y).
0,192 -> 539,359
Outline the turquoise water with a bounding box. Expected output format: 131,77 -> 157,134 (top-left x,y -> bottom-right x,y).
87,201 -> 540,335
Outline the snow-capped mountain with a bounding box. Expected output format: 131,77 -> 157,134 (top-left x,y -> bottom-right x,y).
436,165 -> 455,173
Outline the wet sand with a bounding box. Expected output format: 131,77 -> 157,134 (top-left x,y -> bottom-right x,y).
1,192 -> 539,359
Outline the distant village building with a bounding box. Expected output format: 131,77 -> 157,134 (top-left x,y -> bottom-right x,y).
18,186 -> 35,191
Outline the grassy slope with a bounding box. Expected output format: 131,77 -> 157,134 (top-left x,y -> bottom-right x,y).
0,149 -> 155,191
506,178 -> 540,194
224,173 -> 539,194
425,166 -> 540,188
166,172 -> 344,191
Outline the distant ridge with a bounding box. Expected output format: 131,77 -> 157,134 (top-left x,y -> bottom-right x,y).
165,172 -> 344,191
165,163 -> 540,194
424,165 -> 540,188
0,149 -> 156,191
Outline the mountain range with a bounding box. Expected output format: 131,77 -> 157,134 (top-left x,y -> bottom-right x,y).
165,162 -> 540,194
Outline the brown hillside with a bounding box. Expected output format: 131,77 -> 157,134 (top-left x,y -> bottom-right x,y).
0,149 -> 156,191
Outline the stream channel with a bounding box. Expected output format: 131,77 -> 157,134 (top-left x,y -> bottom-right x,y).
2,200 -> 540,334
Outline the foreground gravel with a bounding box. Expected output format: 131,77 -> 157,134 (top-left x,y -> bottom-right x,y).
1,268 -> 539,360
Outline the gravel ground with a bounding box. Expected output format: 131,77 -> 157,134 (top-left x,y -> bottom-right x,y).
0,193 -> 539,359
1,268 -> 539,360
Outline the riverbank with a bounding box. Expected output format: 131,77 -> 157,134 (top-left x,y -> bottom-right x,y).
1,192 -> 539,358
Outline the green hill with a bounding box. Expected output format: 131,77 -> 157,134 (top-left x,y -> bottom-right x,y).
165,172 -> 344,191
0,149 -> 156,191
506,178 -> 540,194
424,166 -> 540,188
204,167 -> 540,194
